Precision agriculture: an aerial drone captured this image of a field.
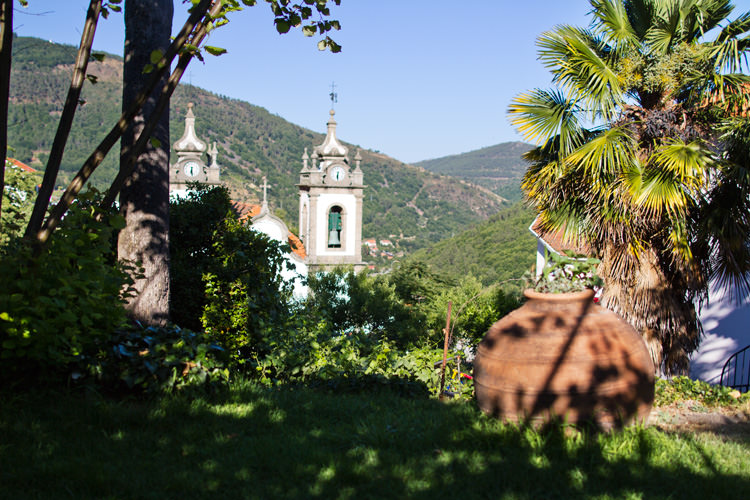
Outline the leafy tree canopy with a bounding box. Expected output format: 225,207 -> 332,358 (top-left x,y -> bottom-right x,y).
509,0 -> 750,374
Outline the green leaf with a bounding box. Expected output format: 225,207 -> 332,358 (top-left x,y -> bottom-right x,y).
205,46 -> 227,56
150,49 -> 163,64
275,20 -> 290,34
109,214 -> 127,230
149,137 -> 162,149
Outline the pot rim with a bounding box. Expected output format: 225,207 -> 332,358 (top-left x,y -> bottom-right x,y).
523,288 -> 596,302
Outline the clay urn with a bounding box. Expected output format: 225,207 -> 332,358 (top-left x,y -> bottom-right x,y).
473,289 -> 654,429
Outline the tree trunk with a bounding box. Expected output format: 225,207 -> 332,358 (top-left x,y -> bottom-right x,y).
118,0 -> 173,325
0,0 -> 13,223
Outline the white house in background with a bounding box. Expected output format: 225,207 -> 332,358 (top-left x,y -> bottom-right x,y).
689,283 -> 750,384
529,215 -> 750,384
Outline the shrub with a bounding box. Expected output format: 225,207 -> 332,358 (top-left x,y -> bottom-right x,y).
655,376 -> 750,407
252,317 -> 455,398
305,268 -> 424,349
170,185 -> 235,331
1,160 -> 41,247
0,190 -> 133,385
74,323 -> 230,394
201,217 -> 295,366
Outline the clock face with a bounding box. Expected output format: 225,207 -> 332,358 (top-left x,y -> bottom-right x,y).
184,161 -> 201,177
331,165 -> 346,181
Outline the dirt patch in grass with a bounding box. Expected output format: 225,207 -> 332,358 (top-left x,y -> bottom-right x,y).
649,400 -> 750,442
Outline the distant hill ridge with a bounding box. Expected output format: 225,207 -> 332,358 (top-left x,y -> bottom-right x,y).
8,35 -> 511,254
409,202 -> 537,287
415,141 -> 533,203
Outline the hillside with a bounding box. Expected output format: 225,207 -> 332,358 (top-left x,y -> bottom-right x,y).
415,142 -> 533,203
408,202 -> 537,287
7,36 -> 506,252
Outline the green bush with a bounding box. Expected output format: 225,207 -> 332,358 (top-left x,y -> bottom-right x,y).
201,217 -> 295,366
74,323 -> 230,394
1,161 -> 41,247
425,276 -> 524,346
0,190 -> 134,384
655,376 -> 750,407
170,185 -> 235,331
305,268 -> 425,349
253,320 -> 448,396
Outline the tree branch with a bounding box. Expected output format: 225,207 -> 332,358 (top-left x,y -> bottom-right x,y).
24,0 -> 102,241
0,0 -> 13,227
35,0 -> 214,244
100,0 -> 223,210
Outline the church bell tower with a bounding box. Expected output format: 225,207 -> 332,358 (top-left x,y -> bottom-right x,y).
170,103 -> 221,196
298,108 -> 365,272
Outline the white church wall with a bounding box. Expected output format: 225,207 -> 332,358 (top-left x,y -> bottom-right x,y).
249,221 -> 309,300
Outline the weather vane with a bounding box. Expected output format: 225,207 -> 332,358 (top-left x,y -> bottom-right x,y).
329,81 -> 338,109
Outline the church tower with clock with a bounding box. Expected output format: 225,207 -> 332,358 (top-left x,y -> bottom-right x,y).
298,109 -> 365,271
170,103 -> 221,196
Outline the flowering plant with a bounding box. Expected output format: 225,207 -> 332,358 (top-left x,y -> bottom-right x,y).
530,252 -> 603,294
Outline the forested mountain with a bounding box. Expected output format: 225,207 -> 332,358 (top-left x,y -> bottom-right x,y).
8,36 -> 506,250
408,202 -> 537,286
415,142 -> 533,203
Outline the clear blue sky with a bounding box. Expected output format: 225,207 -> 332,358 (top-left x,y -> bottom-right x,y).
12,0 -> 750,163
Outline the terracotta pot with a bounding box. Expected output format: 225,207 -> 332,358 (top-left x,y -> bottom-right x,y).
474,289 -> 654,428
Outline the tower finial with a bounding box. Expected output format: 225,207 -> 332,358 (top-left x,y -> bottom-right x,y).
329,82 -> 337,110
261,175 -> 269,214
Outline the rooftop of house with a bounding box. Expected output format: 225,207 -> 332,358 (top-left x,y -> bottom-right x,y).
6,158 -> 37,173
529,215 -> 592,257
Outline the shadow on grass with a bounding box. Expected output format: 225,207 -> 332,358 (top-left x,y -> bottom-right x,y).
1,385 -> 749,499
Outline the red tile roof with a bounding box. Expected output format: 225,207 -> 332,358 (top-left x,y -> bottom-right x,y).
6,158 -> 37,172
231,201 -> 261,221
530,215 -> 591,256
230,200 -> 306,260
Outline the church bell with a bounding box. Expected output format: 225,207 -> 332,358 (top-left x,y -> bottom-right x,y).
328,229 -> 341,247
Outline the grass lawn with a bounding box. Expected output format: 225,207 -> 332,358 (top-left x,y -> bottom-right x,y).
1,382 -> 749,499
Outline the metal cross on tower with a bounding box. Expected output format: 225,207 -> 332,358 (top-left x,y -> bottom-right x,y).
329,82 -> 338,109
261,175 -> 270,212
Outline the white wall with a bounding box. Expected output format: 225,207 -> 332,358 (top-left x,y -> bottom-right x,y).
690,283 -> 750,384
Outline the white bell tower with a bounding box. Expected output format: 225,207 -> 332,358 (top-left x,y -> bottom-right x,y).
170,103 -> 220,196
298,108 -> 365,272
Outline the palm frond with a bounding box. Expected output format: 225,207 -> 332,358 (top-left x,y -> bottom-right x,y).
686,0 -> 734,39
508,89 -> 584,154
630,140 -> 711,217
624,0 -> 660,41
591,0 -> 639,47
709,13 -> 750,73
644,0 -> 681,53
714,11 -> 750,44
537,25 -> 624,120
567,126 -> 636,179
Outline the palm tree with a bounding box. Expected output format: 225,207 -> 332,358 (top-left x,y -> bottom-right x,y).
509,0 -> 750,374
